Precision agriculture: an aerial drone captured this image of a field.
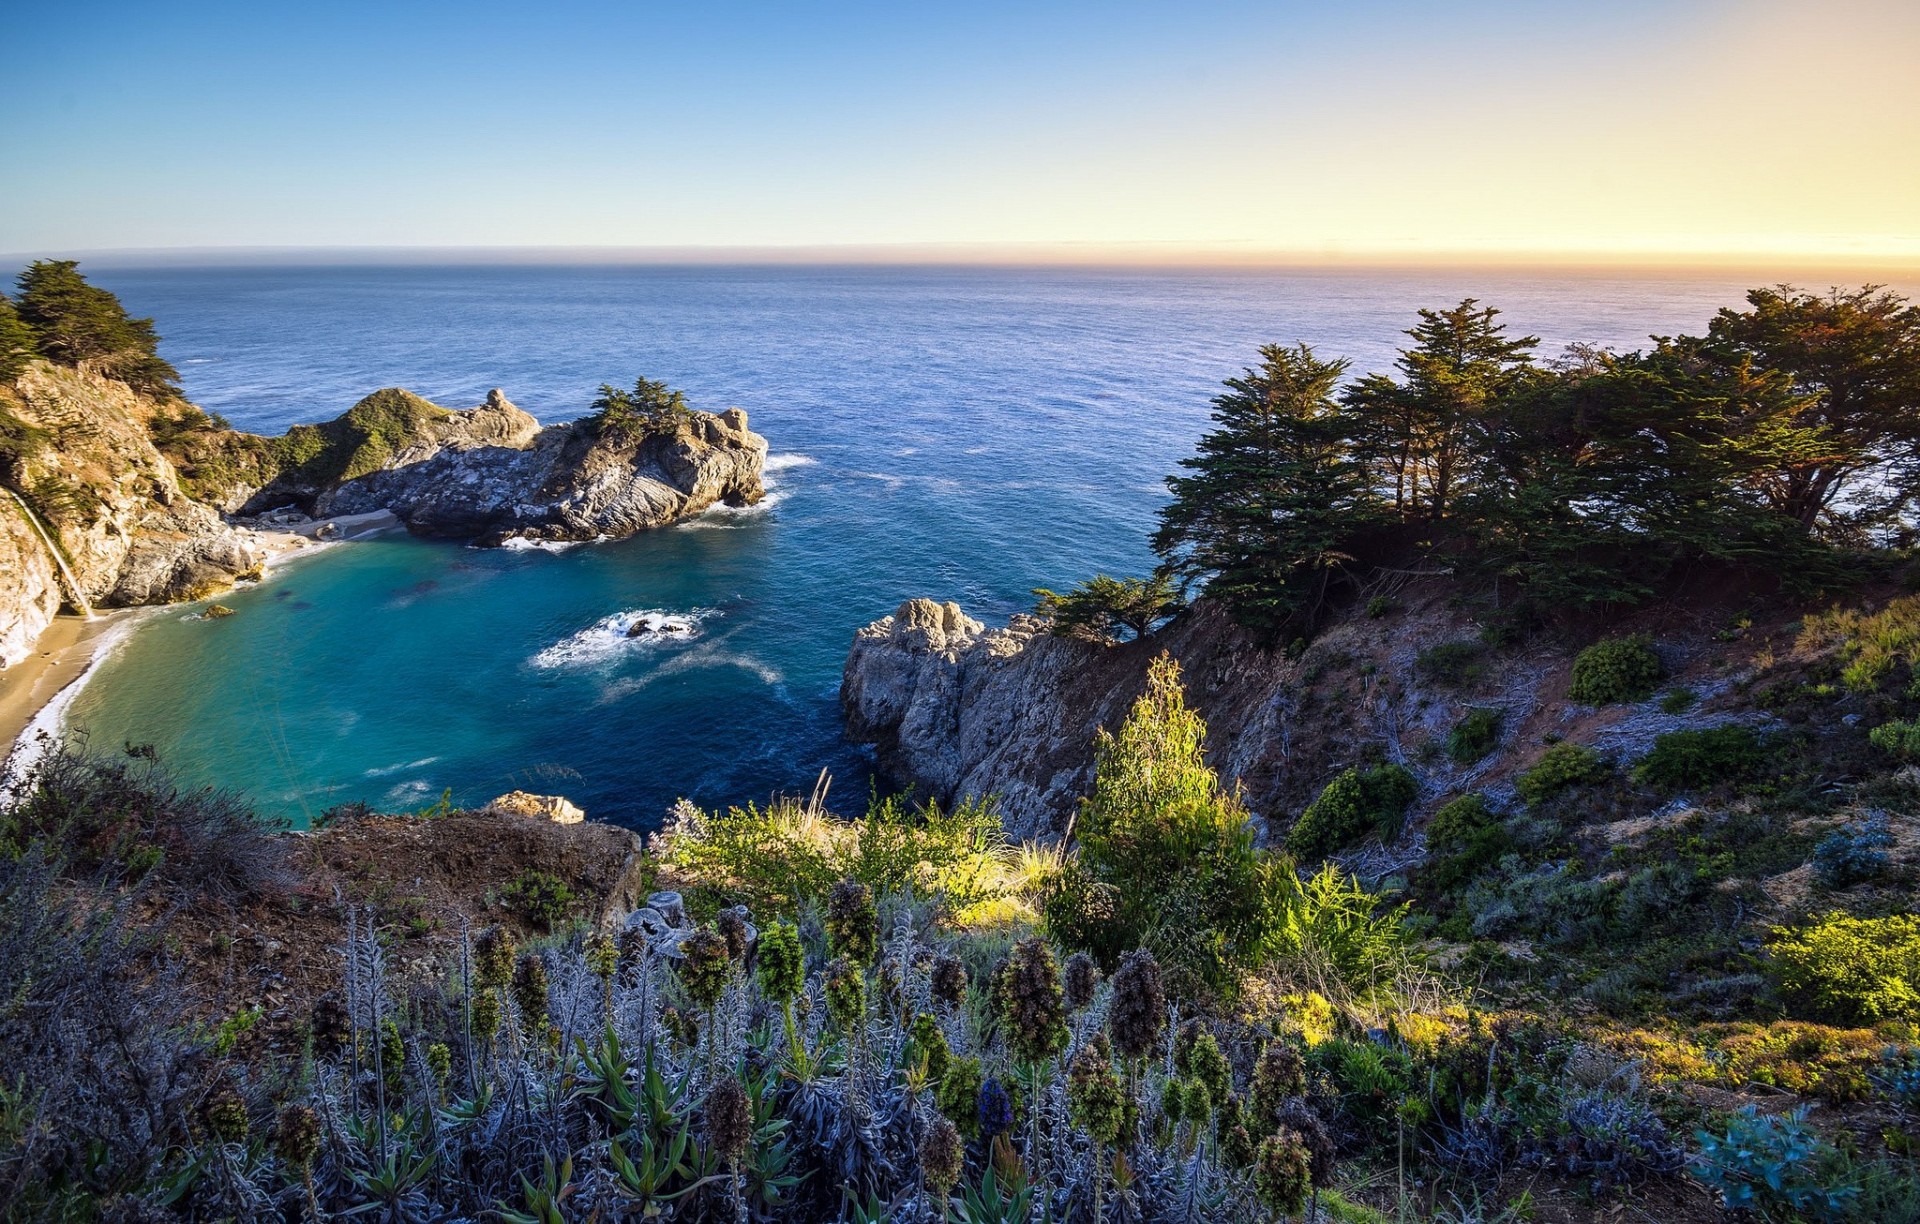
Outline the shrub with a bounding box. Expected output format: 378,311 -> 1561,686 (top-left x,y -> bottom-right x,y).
1568,635 -> 1662,705
1692,1105 -> 1861,1222
1445,708 -> 1502,764
1537,1091 -> 1683,1193
1418,641 -> 1484,686
501,869 -> 577,932
1633,725 -> 1766,792
1464,858 -> 1614,948
1286,763 -> 1419,861
1657,686 -> 1697,714
1767,912 -> 1920,1023
1032,573 -> 1181,643
1801,595 -> 1920,693
1869,718 -> 1920,760
1365,596 -> 1395,619
1515,743 -> 1609,805
1811,814 -> 1893,888
588,375 -> 696,442
1420,794 -> 1513,894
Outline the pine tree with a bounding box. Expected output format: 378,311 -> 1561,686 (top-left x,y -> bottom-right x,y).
13,261 -> 179,397
1153,343 -> 1371,635
0,294 -> 36,382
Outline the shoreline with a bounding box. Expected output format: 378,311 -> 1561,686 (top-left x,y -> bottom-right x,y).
0,509 -> 404,773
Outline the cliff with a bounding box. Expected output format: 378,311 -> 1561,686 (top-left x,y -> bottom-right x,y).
843,586 -> 1777,842
0,495 -> 59,668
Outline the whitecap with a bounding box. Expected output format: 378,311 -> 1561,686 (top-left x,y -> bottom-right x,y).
683,488 -> 789,528
365,756 -> 441,778
383,779 -> 433,805
496,536 -> 591,553
597,645 -> 784,701
529,608 -> 716,669
763,453 -> 816,473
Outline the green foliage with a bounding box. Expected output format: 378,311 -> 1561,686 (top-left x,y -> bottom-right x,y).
1417,640 -> 1484,686
1768,913 -> 1920,1024
500,869 -> 577,932
1050,653 -> 1277,994
1870,719 -> 1920,760
1802,595 -> 1920,693
1153,342 -> 1372,636
0,294 -> 37,382
1658,686 -> 1698,714
1633,725 -> 1766,792
1693,1105 -> 1861,1222
1568,635 -> 1663,705
12,261 -> 180,396
1420,794 -> 1514,895
1031,572 -> 1181,643
588,376 -> 695,442
301,388 -> 454,484
1265,863 -> 1415,985
1515,743 -> 1609,805
1446,707 -> 1502,764
1285,763 -> 1418,862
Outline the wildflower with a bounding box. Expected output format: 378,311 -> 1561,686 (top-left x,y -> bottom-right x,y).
1220,1119 -> 1255,1170
1107,949 -> 1166,1062
824,956 -> 866,1032
1217,1092 -> 1246,1149
1067,1044 -> 1127,1145
704,1075 -> 753,1164
471,988 -> 501,1041
1065,951 -> 1100,1010
909,1012 -> 953,1084
586,933 -> 619,982
922,1114 -> 965,1196
1186,1029 -> 1231,1107
930,953 -> 968,1008
756,920 -> 805,1005
1172,1017 -> 1207,1075
1178,1076 -> 1213,1125
379,1018 -> 406,1091
474,926 -> 515,989
1001,937 -> 1069,1066
205,1088 -> 249,1144
1275,1099 -> 1337,1188
716,907 -> 750,961
616,925 -> 649,968
1253,1129 -> 1311,1215
978,1076 -> 1015,1139
512,953 -> 550,1031
661,1005 -> 699,1048
426,1042 -> 452,1086
826,879 -> 878,965
273,1104 -> 321,1169
310,993 -> 350,1055
938,1056 -> 985,1139
1249,1042 -> 1307,1128
678,924 -> 732,1010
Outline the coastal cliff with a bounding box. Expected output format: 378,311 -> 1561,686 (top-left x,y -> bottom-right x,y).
0,495 -> 59,668
843,586 -> 1776,842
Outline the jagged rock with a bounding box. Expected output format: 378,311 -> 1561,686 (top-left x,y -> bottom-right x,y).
484,790 -> 585,824
647,891 -> 688,928
0,495 -> 60,668
5,363 -> 267,607
239,389 -> 767,544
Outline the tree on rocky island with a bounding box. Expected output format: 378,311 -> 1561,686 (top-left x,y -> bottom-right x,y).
588,375 -> 696,442
1032,572 -> 1181,643
12,260 -> 180,398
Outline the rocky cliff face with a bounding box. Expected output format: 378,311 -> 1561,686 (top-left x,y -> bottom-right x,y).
0,496 -> 59,668
843,588 -> 1767,843
242,391 -> 767,544
3,362 -> 267,609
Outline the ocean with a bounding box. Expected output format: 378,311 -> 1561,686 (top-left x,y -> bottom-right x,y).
50,263 -> 1851,830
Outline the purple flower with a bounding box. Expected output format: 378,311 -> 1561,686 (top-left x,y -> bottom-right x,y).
979,1077 -> 1015,1138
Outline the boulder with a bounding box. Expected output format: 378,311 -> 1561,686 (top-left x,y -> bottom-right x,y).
484,790 -> 585,824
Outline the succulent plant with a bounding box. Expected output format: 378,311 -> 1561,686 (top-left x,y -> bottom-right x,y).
512,953 -> 550,1030
1253,1129 -> 1312,1215
1064,951 -> 1100,1010
757,920 -> 805,1005
921,1115 -> 965,1196
1107,948 -> 1166,1062
1067,1043 -> 1127,1145
909,1011 -> 952,1084
677,924 -> 732,1010
930,952 -> 969,1008
938,1055 -> 985,1139
273,1103 -> 321,1169
824,956 -> 866,1032
474,926 -> 515,989
1000,937 -> 1069,1067
705,1075 -> 753,1164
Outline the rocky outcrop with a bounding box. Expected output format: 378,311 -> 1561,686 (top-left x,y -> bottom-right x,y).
241,390 -> 767,544
844,588 -> 1774,842
3,363 -> 267,608
0,496 -> 60,668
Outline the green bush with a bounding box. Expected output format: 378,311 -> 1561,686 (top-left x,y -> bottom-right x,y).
1286,763 -> 1419,862
1445,708 -> 1502,764
1032,573 -> 1181,643
1767,913 -> 1920,1024
1420,794 -> 1513,895
1868,719 -> 1920,761
1658,687 -> 1697,714
501,869 -> 577,932
588,375 -> 696,442
1417,641 -> 1484,686
1515,743 -> 1609,805
1633,725 -> 1766,792
1568,635 -> 1662,705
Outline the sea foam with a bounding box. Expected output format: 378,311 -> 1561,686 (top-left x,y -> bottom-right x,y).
529,609 -> 715,669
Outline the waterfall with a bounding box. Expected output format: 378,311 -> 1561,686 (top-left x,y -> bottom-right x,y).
5,488 -> 95,620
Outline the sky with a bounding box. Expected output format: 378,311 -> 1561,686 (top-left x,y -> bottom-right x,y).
2,0 -> 1917,265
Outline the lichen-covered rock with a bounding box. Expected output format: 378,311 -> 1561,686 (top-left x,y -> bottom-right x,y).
0,495 -> 59,668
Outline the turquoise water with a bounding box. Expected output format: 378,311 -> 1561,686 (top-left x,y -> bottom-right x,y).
56,264 -> 1862,829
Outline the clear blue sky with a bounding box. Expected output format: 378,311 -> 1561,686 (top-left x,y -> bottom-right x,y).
3,0 -> 1916,261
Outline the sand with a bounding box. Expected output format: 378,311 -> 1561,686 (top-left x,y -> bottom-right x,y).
0,613 -> 127,748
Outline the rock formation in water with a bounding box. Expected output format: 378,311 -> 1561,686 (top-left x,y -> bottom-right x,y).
238,389 -> 768,544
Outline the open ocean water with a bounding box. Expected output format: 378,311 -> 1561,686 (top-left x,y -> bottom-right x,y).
49,263 -> 1887,830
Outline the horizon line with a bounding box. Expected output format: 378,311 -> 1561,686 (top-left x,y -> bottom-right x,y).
6,242 -> 1920,277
